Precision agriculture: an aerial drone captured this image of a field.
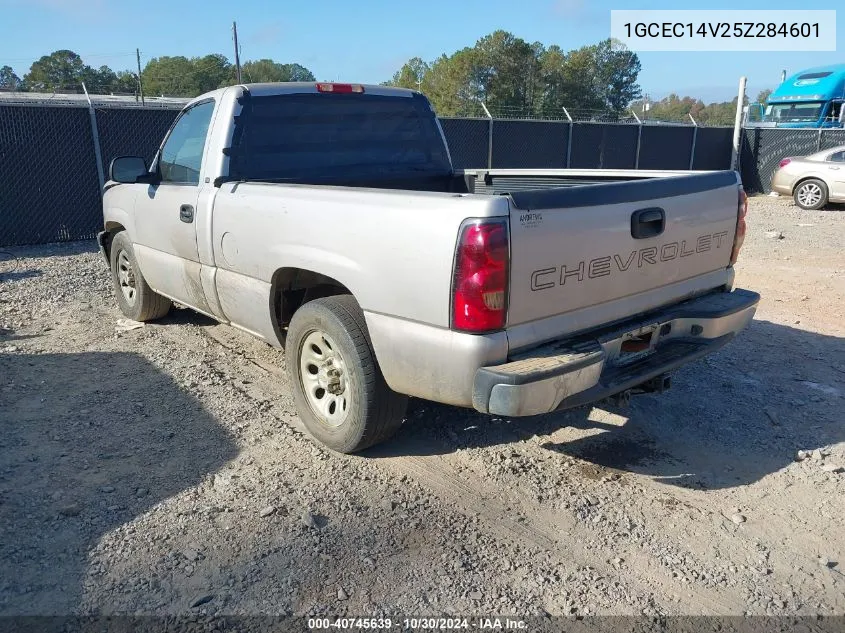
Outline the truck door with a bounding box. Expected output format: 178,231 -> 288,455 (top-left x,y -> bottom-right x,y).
132,100 -> 215,313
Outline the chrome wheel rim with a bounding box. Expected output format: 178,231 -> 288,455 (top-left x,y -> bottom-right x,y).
117,250 -> 137,305
797,183 -> 822,207
299,330 -> 350,427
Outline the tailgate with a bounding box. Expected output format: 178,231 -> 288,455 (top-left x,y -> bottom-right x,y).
507,171 -> 740,326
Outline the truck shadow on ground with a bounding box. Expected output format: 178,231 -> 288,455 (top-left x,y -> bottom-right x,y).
0,351 -> 239,615
0,250 -> 42,283
374,319 -> 844,491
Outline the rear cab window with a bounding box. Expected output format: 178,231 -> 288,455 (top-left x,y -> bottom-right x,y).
226,91 -> 451,183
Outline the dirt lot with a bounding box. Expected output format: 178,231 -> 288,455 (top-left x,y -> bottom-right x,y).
1,195 -> 843,619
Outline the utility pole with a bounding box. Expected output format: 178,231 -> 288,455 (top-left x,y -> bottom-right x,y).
136,48 -> 145,105
233,21 -> 242,84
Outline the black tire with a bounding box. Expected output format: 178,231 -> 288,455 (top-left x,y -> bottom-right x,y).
793,178 -> 828,210
109,231 -> 171,322
286,295 -> 408,453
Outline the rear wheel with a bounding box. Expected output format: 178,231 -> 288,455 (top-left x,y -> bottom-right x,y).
793,178 -> 828,210
286,295 -> 407,453
109,232 -> 171,321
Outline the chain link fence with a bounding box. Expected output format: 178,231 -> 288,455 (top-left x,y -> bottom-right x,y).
0,98 -> 735,247
437,118 -> 489,171
0,104 -> 104,247
95,106 -> 183,174
442,116 -> 733,172
739,128 -> 845,194
0,100 -> 182,247
491,119 -> 569,168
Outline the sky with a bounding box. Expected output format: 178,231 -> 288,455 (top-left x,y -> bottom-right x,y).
0,0 -> 842,103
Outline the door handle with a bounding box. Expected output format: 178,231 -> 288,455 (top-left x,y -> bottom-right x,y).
179,204 -> 194,223
631,207 -> 665,239
829,166 -> 840,170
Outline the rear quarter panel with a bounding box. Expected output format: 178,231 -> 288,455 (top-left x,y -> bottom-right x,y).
210,183 -> 510,328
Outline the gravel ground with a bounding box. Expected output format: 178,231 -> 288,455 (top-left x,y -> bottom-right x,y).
0,194 -> 843,619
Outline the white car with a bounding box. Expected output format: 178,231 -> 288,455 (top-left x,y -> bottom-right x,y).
770,144 -> 845,210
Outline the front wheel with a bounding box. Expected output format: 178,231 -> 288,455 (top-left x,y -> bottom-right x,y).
793,178 -> 828,210
109,231 -> 171,322
286,295 -> 407,453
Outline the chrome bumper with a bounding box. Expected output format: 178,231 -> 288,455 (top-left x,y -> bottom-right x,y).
473,288 -> 760,417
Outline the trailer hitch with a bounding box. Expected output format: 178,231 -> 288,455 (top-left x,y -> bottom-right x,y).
635,373 -> 672,395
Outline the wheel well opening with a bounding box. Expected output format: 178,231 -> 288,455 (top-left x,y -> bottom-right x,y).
102,222 -> 126,259
792,177 -> 824,195
270,268 -> 351,336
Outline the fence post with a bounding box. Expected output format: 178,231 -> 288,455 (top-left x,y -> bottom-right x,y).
562,106 -> 573,168
631,109 -> 642,169
82,83 -> 105,194
688,113 -> 698,170
731,76 -> 747,170
817,127 -> 823,152
481,102 -> 493,170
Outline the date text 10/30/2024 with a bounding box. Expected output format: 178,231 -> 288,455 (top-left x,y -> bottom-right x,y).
307,617 -> 528,630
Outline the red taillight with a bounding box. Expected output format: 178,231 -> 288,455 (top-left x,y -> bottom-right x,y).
315,83 -> 365,94
452,221 -> 509,332
778,158 -> 792,169
730,188 -> 748,266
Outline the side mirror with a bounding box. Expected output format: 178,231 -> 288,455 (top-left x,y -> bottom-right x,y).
109,156 -> 150,184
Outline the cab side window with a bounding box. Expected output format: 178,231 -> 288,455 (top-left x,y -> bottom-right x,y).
159,100 -> 215,185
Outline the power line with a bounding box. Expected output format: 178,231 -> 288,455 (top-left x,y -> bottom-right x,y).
2,52 -> 137,63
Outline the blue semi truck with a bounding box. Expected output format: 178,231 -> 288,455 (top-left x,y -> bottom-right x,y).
758,65 -> 845,128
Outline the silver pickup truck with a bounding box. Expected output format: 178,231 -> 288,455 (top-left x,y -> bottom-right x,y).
99,82 -> 759,453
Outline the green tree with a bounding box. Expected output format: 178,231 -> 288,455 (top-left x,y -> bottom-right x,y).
534,45 -> 569,115
195,54 -> 232,90
277,63 -> 315,82
385,32 -> 642,119
591,39 -> 642,114
24,49 -> 87,91
697,96 -> 747,126
0,65 -> 23,91
423,49 -> 483,116
80,65 -> 114,93
114,70 -> 140,94
387,57 -> 430,90
242,58 -> 281,82
142,56 -> 196,96
756,89 -> 773,104
242,59 -> 315,83
645,94 -> 705,122
470,30 -> 540,115
141,55 -> 230,97
558,45 -> 605,112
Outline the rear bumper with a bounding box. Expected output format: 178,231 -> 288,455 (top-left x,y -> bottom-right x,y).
769,171 -> 793,196
473,288 -> 760,417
